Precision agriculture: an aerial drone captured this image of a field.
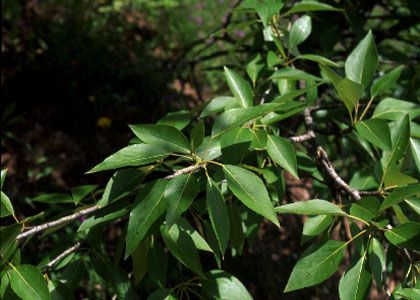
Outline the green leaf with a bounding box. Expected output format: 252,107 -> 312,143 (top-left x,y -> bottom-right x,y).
355,119 -> 392,150
147,240 -> 167,288
246,54 -> 264,86
1,191 -> 14,217
190,120 -> 204,150
70,185 -> 97,204
254,0 -> 284,28
339,254 -> 371,300
131,237 -> 150,285
78,201 -> 130,231
266,135 -> 298,178
272,82 -> 323,103
61,259 -> 85,291
206,178 -> 230,255
320,64 -> 341,86
165,173 -> 198,228
284,240 -> 346,292
406,198 -> 420,215
157,110 -> 191,130
410,138 -> 420,172
126,180 -> 168,257
88,144 -> 169,173
289,15 -> 312,50
9,265 -> 51,300
295,54 -> 341,68
221,127 -> 253,164
224,66 -> 253,108
196,137 -> 222,160
48,280 -> 73,300
395,288 -> 420,300
368,237 -> 385,288
130,124 -> 191,154
0,169 -> 7,190
201,270 -> 253,300
380,184 -> 420,211
228,204 -> 245,255
302,215 -> 333,237
223,165 -> 279,227
30,193 -> 74,204
147,289 -> 177,300
345,31 -> 378,87
161,223 -> 204,276
0,224 -> 21,258
373,98 -> 420,121
384,222 -> 420,251
350,197 -> 380,222
284,0 -> 341,15
200,96 -> 239,118
370,66 -> 404,97
276,199 -> 347,216
271,67 -> 323,82
176,218 -> 213,253
336,78 -> 365,113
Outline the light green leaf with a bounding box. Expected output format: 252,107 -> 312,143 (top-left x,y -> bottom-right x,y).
289,15 -> 312,50
207,178 -> 230,255
1,169 -> 7,190
303,215 -> 333,237
405,198 -> 420,215
368,237 -> 385,288
157,110 -> 190,130
370,66 -> 404,97
165,173 -> 198,228
271,67 -> 323,82
130,124 -> 191,154
246,54 -> 264,86
161,223 -> 204,276
350,197 -> 380,222
295,54 -> 341,68
284,0 -> 341,15
223,165 -> 279,227
355,119 -> 392,150
148,240 -> 167,288
320,64 -> 341,86
272,82 -> 323,103
126,180 -> 168,257
30,193 -> 74,204
200,96 -> 239,118
336,78 -> 365,113
266,135 -> 298,178
284,240 -> 346,292
276,199 -> 347,216
88,144 -> 169,173
70,185 -> 97,204
1,191 -> 14,217
255,0 -> 284,28
201,270 -> 253,300
78,200 -> 129,231
380,184 -> 420,211
372,98 -> 420,121
339,254 -> 371,300
395,288 -> 420,300
384,222 -> 420,251
224,66 -> 253,108
410,138 -> 420,172
9,265 -> 51,300
196,137 -> 222,161
345,31 -> 378,87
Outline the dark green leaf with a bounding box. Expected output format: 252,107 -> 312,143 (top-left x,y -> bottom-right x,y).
350,197 -> 380,222
61,259 -> 85,291
131,237 -> 150,285
0,169 -> 7,190
196,137 -> 222,161
224,66 -> 253,108
221,127 -> 253,164
201,270 -> 252,300
228,204 -> 245,255
266,135 -> 298,178
70,185 -> 97,204
410,138 -> 420,172
78,201 -> 130,231
200,96 -> 239,118
370,66 -> 404,97
355,119 -> 392,150
147,289 -> 177,300
130,124 -> 191,154
380,184 -> 420,211
276,199 -> 347,216
289,15 -> 312,50
190,120 -> 204,150
1,191 -> 14,217
368,237 -> 385,288
31,193 -> 74,204
384,222 -> 420,251
48,280 -> 73,300
157,110 -> 190,130
9,265 -> 51,300
176,218 -> 213,252
223,165 -> 279,227
336,78 -> 365,113
339,254 -> 371,300
285,1 -> 341,15
0,224 -> 21,258
147,240 -> 167,288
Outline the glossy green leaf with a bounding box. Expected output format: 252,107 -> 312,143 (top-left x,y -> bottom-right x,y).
126,180 -> 168,257
267,135 -> 298,178
345,31 -> 378,87
336,78 -> 365,113
224,66 -> 253,108
1,191 -> 14,217
130,124 -> 191,154
147,240 -> 167,288
320,64 -> 341,86
384,222 -> 420,251
9,265 -> 51,300
271,67 -> 323,82
250,128 -> 267,149
165,173 -> 198,228
161,223 -> 204,276
196,137 -> 222,160
380,184 -> 420,211
339,254 -> 371,300
295,54 -> 340,68
285,0 -> 341,15
246,54 -> 264,86
289,15 -> 311,50
201,270 -> 252,300
394,288 -> 420,300
157,110 -> 190,130
370,66 -> 404,97
200,96 -> 239,118
88,144 -> 169,173
223,165 -> 279,227
355,118 -> 392,150
207,178 -> 230,255
405,198 -> 420,215
410,138 -> 420,172
368,237 -> 385,288
276,199 -> 346,216
284,240 -> 346,292
303,215 -> 333,237
254,0 -> 284,27
373,98 -> 420,121
0,224 -> 21,257
70,185 -> 97,204
272,82 -> 323,103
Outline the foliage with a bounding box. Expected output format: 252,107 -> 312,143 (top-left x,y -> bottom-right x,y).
1,0 -> 420,299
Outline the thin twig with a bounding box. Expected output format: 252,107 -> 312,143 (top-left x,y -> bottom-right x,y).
164,164 -> 203,179
46,242 -> 81,269
289,131 -> 316,143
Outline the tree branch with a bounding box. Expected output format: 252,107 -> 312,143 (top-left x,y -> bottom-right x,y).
46,242 -> 81,269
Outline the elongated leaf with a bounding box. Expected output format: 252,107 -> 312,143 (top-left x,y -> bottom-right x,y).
201,270 -> 252,300
395,288 -> 420,300
0,224 -> 21,257
302,215 -> 332,238
285,1 -> 341,15
165,173 -> 198,228
410,138 -> 420,172
78,201 -> 130,231
207,179 -> 230,255
148,240 -> 167,288
246,54 -> 264,86
223,165 -> 279,227
267,135 -> 298,178
228,204 -> 245,255
373,98 -> 420,121
296,54 -> 340,67
380,184 -> 420,211
176,218 -> 213,253
126,180 -> 168,257
405,199 -> 420,215
0,169 -> 7,190
200,96 -> 239,118
1,191 -> 14,217
131,238 -> 150,285
157,110 -> 190,130
355,119 -> 392,150
368,237 -> 385,288
190,120 -> 204,150
224,66 -> 253,108
88,144 -> 169,173
196,137 -> 222,160
339,254 -> 371,300
384,222 -> 420,251
48,280 -> 73,300
161,223 -> 204,276
370,66 -> 404,97
70,185 -> 97,204
289,15 -> 311,50
345,31 -> 378,87
271,67 -> 323,82
9,265 -> 51,300
221,127 -> 253,164
336,78 -> 365,113
130,124 -> 191,154
284,240 -> 346,292
276,199 -> 346,216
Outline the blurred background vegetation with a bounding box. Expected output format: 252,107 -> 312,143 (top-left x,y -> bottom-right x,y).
1,0 -> 419,298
